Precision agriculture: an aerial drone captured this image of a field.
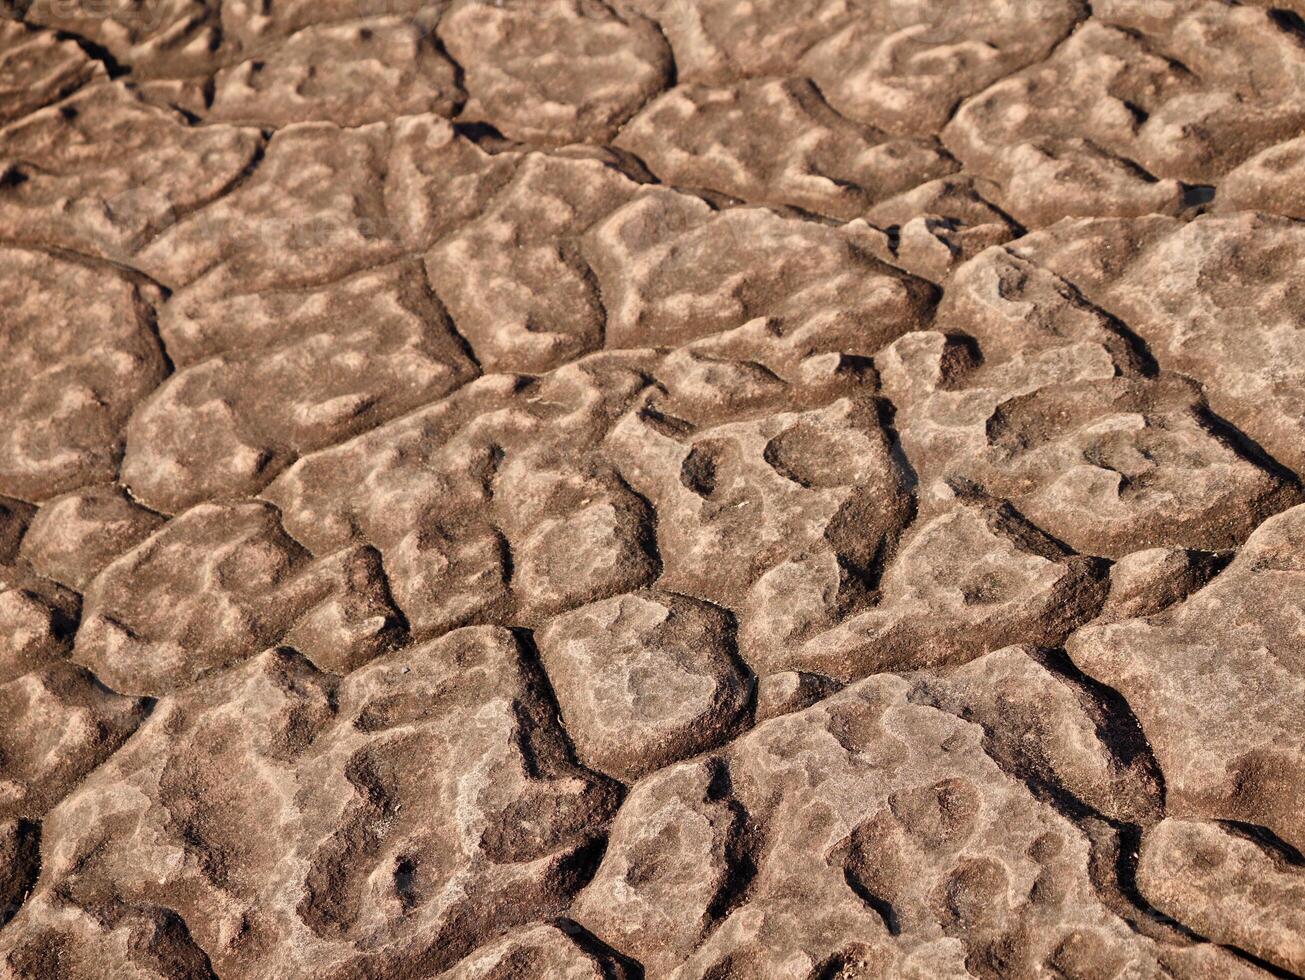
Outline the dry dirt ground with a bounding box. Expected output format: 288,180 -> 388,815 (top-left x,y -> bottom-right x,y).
2,0 -> 1305,977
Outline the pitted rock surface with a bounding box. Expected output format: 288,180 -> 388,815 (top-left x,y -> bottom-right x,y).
2,1 -> 1304,977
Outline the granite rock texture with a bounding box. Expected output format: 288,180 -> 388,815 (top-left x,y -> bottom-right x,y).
2,2 -> 1304,977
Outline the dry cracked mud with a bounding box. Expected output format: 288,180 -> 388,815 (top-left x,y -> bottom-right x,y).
2,1 -> 1305,978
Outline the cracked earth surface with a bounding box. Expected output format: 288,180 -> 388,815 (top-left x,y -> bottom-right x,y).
2,0 -> 1305,977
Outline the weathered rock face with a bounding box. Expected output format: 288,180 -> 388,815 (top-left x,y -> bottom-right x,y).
135,113 -> 513,295
765,492 -> 1109,680
0,629 -> 621,978
574,676 -> 1255,978
6,0 -> 1305,975
18,484 -> 165,590
23,0 -> 220,77
537,591 -> 751,782
584,189 -> 938,365
263,353 -> 663,636
1016,212 -> 1305,477
74,501 -> 406,694
616,77 -> 955,220
0,563 -> 77,677
1068,504 -> 1305,854
125,260 -> 478,512
1137,819 -> 1305,977
0,660 -> 148,822
425,153 -> 643,374
0,820 -> 38,930
0,20 -> 103,125
438,0 -> 673,145
208,18 -> 462,127
944,2 -> 1305,223
0,83 -> 261,260
0,248 -> 168,502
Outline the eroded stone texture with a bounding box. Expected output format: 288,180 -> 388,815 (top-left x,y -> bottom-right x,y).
0,20 -> 104,125
19,484 -> 165,589
801,0 -> 1086,137
209,18 -> 462,127
264,353 -> 662,636
0,661 -> 147,821
439,0 -> 673,145
948,375 -> 1299,557
0,629 -> 620,978
537,592 -> 750,781
1095,546 -> 1227,623
755,670 -> 843,723
0,83 -> 261,260
576,675 -> 1254,978
124,260 -> 478,512
944,3 -> 1305,224
865,175 -> 1019,282
876,245 -> 1301,558
0,248 -> 167,502
74,501 -> 406,694
0,498 -> 34,564
909,645 -> 1163,826
616,77 -> 955,220
136,114 -> 513,295
439,923 -> 636,980
1015,212 -> 1305,478
0,564 -> 79,684
585,188 -> 937,369
1218,135 -> 1305,217
24,0 -> 220,77
613,390 -> 911,619
569,759 -> 745,975
1068,503 -> 1305,852
751,487 -> 1107,681
218,0 -> 445,49
425,152 -> 642,373
8,0 -> 1305,969
1138,819 -> 1305,976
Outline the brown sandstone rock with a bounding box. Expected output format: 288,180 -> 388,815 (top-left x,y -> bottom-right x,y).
74,501 -> 406,694
1137,819 -> 1305,976
0,20 -> 104,125
425,152 -> 643,373
19,484 -> 165,589
1218,135 -> 1305,217
124,260 -> 478,512
136,113 -> 513,295
537,591 -> 750,781
763,490 -> 1108,681
24,0 -> 220,77
578,675 -> 1254,978
0,661 -> 147,821
1015,212 -> 1305,477
0,629 -> 620,978
209,18 -> 462,127
0,83 -> 261,260
438,0 -> 673,145
438,923 -> 635,979
1068,503 -> 1305,852
0,820 -> 38,929
264,353 -> 662,634
0,248 -> 167,501
616,77 -> 955,220
0,564 -> 80,683
585,188 -> 938,367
